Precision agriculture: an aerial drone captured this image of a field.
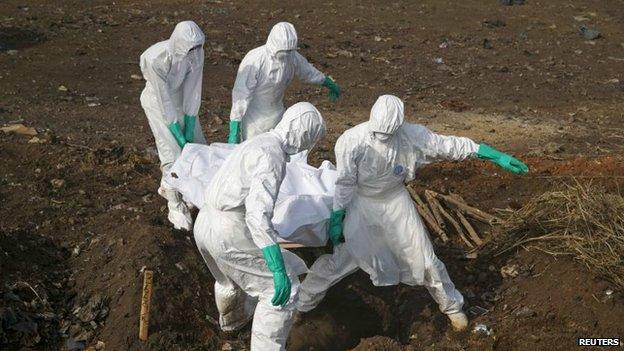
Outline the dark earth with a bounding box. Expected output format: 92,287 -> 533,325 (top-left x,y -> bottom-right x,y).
1,1 -> 623,350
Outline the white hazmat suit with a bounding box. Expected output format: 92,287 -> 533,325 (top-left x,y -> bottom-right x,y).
140,21 -> 207,230
194,102 -> 326,350
297,95 -> 477,328
230,22 -> 327,141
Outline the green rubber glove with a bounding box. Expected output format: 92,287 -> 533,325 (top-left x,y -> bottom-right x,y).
322,77 -> 341,102
261,244 -> 291,306
328,209 -> 346,245
228,120 -> 240,144
168,121 -> 187,149
477,143 -> 529,174
183,115 -> 196,143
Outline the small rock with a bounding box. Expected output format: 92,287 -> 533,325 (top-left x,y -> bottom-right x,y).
500,263 -> 519,278
604,289 -> 614,301
175,262 -> 186,272
87,103 -> 101,107
222,342 -> 234,351
72,246 -> 81,257
50,179 -> 66,188
433,57 -> 443,64
130,74 -> 143,80
513,305 -> 536,317
95,341 -> 105,350
28,136 -> 45,143
473,323 -> 492,336
58,85 -> 68,92
1,123 -> 37,136
462,252 -> 478,260
336,49 -> 354,58
580,25 -> 601,40
7,49 -> 19,55
213,116 -> 224,125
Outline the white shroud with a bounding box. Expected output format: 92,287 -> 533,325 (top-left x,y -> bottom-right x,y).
164,143 -> 337,247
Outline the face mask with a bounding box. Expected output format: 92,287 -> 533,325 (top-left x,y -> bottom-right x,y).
274,50 -> 292,61
373,132 -> 392,142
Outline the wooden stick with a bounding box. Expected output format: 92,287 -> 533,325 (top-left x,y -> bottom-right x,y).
433,199 -> 475,248
408,188 -> 435,221
279,242 -> 305,249
455,210 -> 484,246
139,270 -> 153,342
407,188 -> 449,242
424,190 -> 446,228
415,202 -> 449,242
448,192 -> 467,205
433,191 -> 502,224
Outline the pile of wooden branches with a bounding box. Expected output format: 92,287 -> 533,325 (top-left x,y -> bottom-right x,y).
493,183 -> 624,289
407,187 -> 501,249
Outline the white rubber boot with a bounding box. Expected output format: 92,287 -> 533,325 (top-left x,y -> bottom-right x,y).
447,312 -> 468,331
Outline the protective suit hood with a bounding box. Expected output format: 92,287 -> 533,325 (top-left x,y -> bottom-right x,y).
266,22 -> 298,56
273,102 -> 326,154
368,95 -> 405,137
167,21 -> 205,58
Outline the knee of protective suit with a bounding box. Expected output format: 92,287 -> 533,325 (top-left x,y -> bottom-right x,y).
215,282 -> 255,331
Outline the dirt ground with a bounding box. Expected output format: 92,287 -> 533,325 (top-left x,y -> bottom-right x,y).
1,0 -> 623,350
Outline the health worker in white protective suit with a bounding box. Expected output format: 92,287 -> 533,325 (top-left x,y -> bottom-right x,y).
297,95 -> 528,331
227,22 -> 340,144
194,102 -> 326,350
140,21 -> 207,231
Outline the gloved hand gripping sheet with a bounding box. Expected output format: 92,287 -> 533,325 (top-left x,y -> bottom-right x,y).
164,143 -> 337,246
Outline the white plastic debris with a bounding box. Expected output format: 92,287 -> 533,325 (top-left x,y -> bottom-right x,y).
473,323 -> 492,336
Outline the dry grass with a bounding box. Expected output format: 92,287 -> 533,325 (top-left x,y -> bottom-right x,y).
493,182 -> 624,289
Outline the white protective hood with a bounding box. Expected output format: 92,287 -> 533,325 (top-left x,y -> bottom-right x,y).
273,102 -> 326,155
167,20 -> 205,60
368,94 -> 405,137
266,22 -> 298,56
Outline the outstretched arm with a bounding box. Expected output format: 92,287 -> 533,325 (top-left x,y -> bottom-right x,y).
411,125 -> 528,174
294,52 -> 341,102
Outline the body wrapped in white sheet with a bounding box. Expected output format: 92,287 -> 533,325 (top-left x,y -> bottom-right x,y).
164,143 -> 337,246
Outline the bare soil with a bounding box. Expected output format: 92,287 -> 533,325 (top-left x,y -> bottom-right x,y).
1,1 -> 623,350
